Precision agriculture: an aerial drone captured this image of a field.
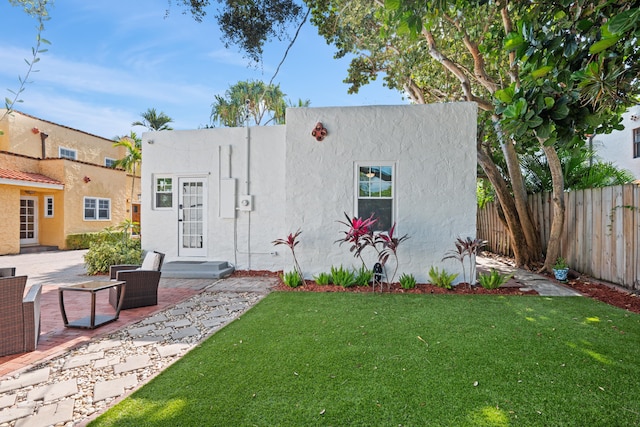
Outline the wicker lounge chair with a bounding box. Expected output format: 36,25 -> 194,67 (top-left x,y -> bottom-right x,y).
0,275 -> 42,357
0,267 -> 16,277
108,251 -> 164,310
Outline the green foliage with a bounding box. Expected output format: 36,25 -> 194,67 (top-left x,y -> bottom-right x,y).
84,238 -> 141,275
313,272 -> 332,285
2,0 -> 51,129
66,232 -> 112,250
211,80 -> 288,127
132,107 -> 173,131
330,265 -> 356,288
428,266 -> 458,290
354,265 -> 373,287
281,270 -> 303,288
476,179 -> 495,209
553,257 -> 568,270
478,269 -> 513,290
399,273 -> 416,290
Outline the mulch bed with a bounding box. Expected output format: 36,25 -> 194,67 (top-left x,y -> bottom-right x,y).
231,266 -> 640,314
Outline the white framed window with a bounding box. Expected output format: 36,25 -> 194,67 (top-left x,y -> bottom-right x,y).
59,147 -> 77,160
154,176 -> 173,209
105,157 -> 117,167
84,197 -> 111,220
634,128 -> 640,159
355,162 -> 395,232
44,196 -> 54,218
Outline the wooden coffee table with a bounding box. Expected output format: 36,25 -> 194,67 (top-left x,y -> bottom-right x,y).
58,281 -> 125,329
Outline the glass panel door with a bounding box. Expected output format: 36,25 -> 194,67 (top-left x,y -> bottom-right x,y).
20,197 -> 38,245
178,178 -> 207,256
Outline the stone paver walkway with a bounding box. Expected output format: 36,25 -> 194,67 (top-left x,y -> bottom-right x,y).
0,277 -> 276,427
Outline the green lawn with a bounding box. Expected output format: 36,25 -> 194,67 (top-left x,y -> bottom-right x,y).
90,293 -> 640,426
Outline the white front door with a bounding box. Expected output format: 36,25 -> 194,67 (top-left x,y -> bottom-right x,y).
178,177 -> 207,257
20,197 -> 38,245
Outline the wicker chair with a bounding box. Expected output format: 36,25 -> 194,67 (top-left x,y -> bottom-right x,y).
0,267 -> 16,277
108,251 -> 164,310
0,276 -> 42,357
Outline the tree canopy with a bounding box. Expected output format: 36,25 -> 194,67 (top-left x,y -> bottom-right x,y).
210,80 -> 288,127
132,108 -> 174,131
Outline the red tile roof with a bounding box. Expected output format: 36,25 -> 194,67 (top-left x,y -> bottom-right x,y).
0,168 -> 64,186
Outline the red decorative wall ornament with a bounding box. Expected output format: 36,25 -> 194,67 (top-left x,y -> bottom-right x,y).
311,122 -> 328,141
31,127 -> 40,134
83,176 -> 91,183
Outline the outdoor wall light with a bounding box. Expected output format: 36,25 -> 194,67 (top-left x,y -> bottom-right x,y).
147,139 -> 154,144
311,122 -> 327,141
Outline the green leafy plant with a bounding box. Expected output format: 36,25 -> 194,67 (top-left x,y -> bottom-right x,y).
281,270 -> 303,288
478,269 -> 513,290
553,257 -> 568,270
331,265 -> 356,288
399,273 -> 417,289
84,238 -> 141,275
442,237 -> 487,287
428,266 -> 458,290
313,272 -> 332,285
272,229 -> 303,283
354,265 -> 373,287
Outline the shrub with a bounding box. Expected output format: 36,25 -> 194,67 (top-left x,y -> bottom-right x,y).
478,268 -> 513,289
399,273 -> 417,289
272,229 -> 304,284
428,266 -> 458,290
331,265 -> 356,288
354,265 -> 373,287
84,239 -> 141,275
313,272 -> 332,285
281,270 -> 303,288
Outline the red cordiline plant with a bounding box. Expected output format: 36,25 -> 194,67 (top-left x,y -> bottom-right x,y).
272,229 -> 303,283
442,236 -> 487,287
336,213 -> 409,288
335,213 -> 378,269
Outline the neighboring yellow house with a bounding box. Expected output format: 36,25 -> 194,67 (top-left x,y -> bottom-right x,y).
0,109 -> 141,255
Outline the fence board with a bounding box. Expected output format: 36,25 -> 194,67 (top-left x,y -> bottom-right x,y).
477,184 -> 639,290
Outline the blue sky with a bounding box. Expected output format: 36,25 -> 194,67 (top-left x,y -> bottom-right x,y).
0,1 -> 406,139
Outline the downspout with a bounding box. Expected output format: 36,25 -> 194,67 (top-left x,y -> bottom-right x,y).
40,132 -> 48,158
245,102 -> 251,269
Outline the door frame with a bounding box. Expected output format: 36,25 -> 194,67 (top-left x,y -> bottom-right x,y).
20,196 -> 39,245
177,176 -> 207,257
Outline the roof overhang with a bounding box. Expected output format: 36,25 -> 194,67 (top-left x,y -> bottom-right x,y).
0,177 -> 64,190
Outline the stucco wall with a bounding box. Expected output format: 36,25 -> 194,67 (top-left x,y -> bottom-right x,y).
283,104 -> 477,282
0,109 -> 125,163
141,126 -> 286,265
0,187 -> 21,254
593,106 -> 640,180
143,103 -> 477,283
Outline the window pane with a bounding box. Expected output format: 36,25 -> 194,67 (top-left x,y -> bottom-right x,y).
358,199 -> 393,232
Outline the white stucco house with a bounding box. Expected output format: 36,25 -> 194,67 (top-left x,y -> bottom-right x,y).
591,105 -> 640,181
141,103 -> 477,283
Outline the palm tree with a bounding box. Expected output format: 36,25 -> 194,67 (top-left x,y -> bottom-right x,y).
210,80 -> 288,127
112,132 -> 142,216
132,108 -> 173,131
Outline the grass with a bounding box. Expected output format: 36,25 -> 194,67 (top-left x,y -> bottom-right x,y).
90,293 -> 640,426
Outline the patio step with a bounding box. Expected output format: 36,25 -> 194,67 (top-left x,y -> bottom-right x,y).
161,261 -> 234,279
20,245 -> 59,254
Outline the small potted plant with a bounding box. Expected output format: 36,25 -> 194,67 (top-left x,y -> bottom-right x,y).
553,257 -> 569,282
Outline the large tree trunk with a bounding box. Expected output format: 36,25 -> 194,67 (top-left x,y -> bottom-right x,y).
477,142 -> 532,266
492,117 -> 542,267
540,142 -> 565,272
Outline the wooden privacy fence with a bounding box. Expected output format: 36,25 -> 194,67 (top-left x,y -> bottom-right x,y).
477,184 -> 640,291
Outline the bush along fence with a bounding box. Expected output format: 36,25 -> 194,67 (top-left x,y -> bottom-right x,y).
477,184 -> 640,291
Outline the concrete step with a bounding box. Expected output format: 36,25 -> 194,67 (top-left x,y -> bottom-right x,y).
161,261 -> 234,279
20,245 -> 59,254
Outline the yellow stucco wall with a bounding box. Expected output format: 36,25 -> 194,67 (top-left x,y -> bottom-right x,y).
0,187 -> 21,254
0,110 -> 140,254
0,109 -> 126,164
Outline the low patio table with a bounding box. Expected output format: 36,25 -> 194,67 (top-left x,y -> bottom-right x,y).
58,281 -> 125,329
